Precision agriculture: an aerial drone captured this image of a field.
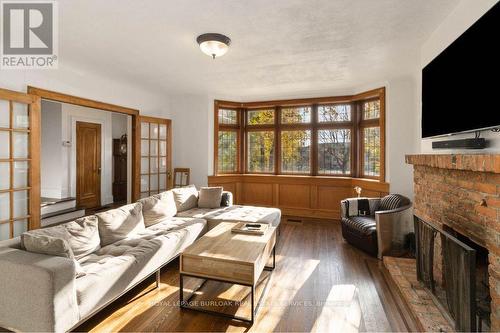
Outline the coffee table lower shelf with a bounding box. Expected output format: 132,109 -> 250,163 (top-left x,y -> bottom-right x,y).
179,246 -> 276,324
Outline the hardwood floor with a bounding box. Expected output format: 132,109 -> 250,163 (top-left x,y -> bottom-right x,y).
76,220 -> 415,332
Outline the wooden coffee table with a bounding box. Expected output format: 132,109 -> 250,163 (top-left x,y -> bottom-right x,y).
179,222 -> 277,323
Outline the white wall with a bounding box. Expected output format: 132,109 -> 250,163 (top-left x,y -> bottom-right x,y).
419,0 -> 500,153
170,95 -> 211,187
0,62 -> 170,118
41,100 -> 63,198
112,113 -> 128,139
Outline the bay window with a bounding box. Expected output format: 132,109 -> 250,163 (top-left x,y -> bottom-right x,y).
214,88 -> 385,181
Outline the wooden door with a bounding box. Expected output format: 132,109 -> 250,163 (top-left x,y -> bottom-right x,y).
76,121 -> 101,209
139,116 -> 172,198
0,88 -> 41,240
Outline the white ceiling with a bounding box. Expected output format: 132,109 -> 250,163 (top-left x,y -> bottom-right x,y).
59,0 -> 460,100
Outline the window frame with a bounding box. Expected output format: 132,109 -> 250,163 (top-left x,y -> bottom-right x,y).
214,101 -> 243,174
213,88 -> 385,181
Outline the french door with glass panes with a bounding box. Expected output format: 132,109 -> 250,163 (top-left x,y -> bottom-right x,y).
0,88 -> 41,240
139,116 -> 172,198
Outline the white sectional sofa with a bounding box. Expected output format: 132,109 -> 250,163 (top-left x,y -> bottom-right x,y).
0,187 -> 281,333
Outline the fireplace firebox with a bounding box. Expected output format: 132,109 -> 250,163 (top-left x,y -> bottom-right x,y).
415,216 -> 491,332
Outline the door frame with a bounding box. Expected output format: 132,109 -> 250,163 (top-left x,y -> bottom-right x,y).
76,121 -> 102,208
27,86 -> 142,208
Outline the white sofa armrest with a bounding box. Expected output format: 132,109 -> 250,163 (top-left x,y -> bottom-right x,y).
0,246 -> 79,333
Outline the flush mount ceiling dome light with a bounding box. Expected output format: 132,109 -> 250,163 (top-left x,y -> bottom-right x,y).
196,33 -> 231,59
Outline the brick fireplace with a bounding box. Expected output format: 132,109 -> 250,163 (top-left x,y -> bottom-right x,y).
406,154 -> 500,331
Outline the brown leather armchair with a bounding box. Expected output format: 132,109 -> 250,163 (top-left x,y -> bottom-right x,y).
340,194 -> 413,259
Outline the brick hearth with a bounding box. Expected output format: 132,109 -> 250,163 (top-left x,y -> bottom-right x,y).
406,154 -> 500,330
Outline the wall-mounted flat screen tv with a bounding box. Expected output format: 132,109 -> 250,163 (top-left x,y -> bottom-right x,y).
422,2 -> 500,138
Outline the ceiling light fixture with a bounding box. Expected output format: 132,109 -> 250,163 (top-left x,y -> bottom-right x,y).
196,33 -> 231,59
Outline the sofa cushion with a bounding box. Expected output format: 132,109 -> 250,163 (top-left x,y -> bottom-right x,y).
380,194 -> 410,211
96,202 -> 145,246
176,205 -> 282,228
76,217 -> 207,319
139,191 -> 177,227
198,187 -> 223,208
21,233 -> 86,277
20,215 -> 101,260
172,185 -> 198,212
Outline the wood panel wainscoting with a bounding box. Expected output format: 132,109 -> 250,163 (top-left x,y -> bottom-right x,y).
208,175 -> 389,220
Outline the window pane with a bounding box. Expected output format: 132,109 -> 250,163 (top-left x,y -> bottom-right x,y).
140,175 -> 149,192
318,104 -> 351,122
13,219 -> 27,238
13,103 -> 29,129
0,100 -> 9,127
218,109 -> 238,125
141,140 -> 149,156
140,192 -> 149,199
318,129 -> 351,175
159,124 -> 167,139
0,162 -> 9,190
150,140 -> 158,156
13,132 -> 28,158
159,173 -> 167,190
150,157 -> 158,173
363,127 -> 381,177
218,131 -> 237,173
159,140 -> 167,156
150,123 -> 158,139
0,193 -> 9,220
0,222 -> 9,241
363,100 -> 380,120
13,161 -> 29,188
141,122 -> 149,139
0,131 -> 9,158
150,175 -> 158,191
141,157 -> 149,174
281,130 -> 311,173
13,190 -> 28,218
281,106 -> 311,124
247,109 -> 274,125
247,131 -> 274,173
159,157 -> 167,173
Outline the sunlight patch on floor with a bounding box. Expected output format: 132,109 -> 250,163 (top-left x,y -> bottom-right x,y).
310,284 -> 361,333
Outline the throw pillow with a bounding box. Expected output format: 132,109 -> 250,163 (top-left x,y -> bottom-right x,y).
96,202 -> 145,246
139,191 -> 177,227
21,233 -> 86,277
20,215 -> 101,260
172,185 -> 199,212
198,187 -> 223,208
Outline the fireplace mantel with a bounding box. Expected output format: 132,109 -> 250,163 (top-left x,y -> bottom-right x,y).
406,154 -> 500,173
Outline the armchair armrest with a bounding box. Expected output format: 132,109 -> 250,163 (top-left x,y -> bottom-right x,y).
221,191 -> 233,207
375,204 -> 413,259
0,246 -> 79,333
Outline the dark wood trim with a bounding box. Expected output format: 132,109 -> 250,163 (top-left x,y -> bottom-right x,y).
208,174 -> 390,220
27,86 -> 139,116
27,86 -> 143,201
29,97 -> 41,230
